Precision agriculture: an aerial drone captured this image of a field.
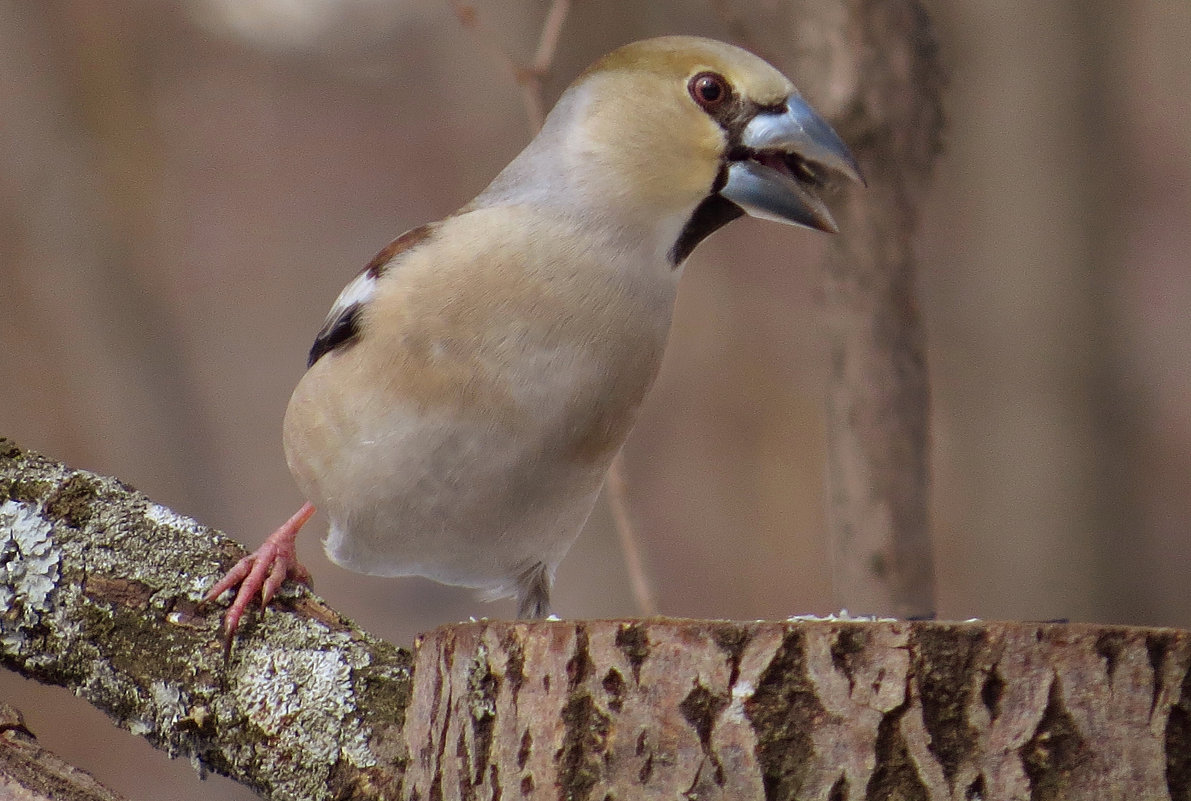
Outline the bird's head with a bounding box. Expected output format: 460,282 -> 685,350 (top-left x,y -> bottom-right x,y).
477,36 -> 864,265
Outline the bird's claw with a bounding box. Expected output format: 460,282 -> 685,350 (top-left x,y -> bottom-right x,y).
203,502 -> 316,653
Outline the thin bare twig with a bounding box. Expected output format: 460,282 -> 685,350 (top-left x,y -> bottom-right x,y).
520,0 -> 571,129
449,0 -> 571,133
531,0 -> 570,73
607,452 -> 659,616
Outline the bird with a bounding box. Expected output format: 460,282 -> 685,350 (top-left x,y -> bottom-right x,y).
205,35 -> 863,640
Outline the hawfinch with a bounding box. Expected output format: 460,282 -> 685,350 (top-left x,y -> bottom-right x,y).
207,35 -> 862,638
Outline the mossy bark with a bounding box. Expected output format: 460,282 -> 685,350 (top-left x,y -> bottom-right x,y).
0,438 -> 413,801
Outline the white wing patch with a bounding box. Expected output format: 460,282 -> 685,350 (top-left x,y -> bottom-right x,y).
305,224 -> 435,368
324,268 -> 377,327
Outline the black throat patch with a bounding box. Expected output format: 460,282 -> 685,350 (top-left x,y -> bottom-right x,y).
668,192 -> 744,266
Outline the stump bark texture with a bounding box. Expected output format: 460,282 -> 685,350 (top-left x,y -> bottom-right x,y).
407,617 -> 1191,801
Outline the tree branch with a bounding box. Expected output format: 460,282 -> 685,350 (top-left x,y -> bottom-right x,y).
0,437 -> 413,800
4,437 -> 1190,800
0,701 -> 130,801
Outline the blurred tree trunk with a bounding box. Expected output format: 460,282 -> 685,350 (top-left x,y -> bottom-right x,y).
724,0 -> 944,617
924,1 -> 1135,622
816,0 -> 942,619
0,1 -> 221,516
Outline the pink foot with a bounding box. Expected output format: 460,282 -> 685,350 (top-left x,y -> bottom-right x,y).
205,502 -> 316,645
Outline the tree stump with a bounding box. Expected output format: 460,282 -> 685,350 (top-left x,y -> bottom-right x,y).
406,617 -> 1190,801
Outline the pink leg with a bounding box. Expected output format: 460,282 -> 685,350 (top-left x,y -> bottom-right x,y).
205,502 -> 316,642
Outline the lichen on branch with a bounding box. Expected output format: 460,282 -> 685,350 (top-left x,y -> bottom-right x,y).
0,437 -> 414,801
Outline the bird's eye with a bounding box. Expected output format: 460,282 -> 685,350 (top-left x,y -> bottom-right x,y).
689,72 -> 730,110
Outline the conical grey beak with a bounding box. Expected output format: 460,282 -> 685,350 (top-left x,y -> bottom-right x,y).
720,94 -> 864,234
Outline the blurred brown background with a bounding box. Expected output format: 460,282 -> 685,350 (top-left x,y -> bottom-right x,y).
1,1 -> 1187,798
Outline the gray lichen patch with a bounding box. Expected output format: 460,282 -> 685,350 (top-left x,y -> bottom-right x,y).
218,620 -> 379,799
0,498 -> 61,649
